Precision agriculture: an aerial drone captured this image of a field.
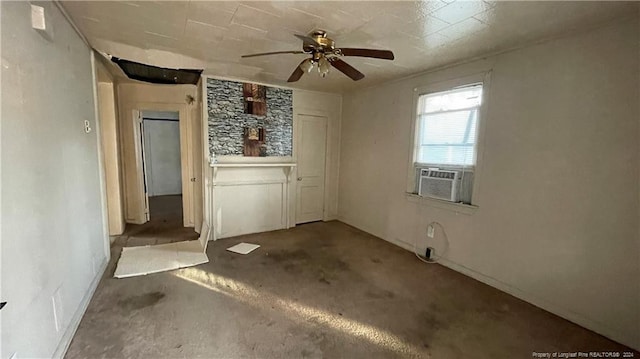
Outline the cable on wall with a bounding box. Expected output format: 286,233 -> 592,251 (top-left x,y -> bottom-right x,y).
414,221 -> 450,264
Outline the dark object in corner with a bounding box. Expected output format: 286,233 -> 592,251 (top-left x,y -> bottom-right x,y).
111,57 -> 202,85
0,302 -> 6,310
425,247 -> 433,260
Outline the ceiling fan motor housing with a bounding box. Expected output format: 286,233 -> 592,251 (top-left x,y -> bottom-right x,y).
303,30 -> 335,54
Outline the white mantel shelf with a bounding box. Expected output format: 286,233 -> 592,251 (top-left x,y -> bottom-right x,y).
210,162 -> 297,183
210,162 -> 297,168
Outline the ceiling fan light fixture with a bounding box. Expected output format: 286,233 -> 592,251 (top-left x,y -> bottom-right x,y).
244,31 -> 394,82
318,56 -> 330,77
299,58 -> 314,73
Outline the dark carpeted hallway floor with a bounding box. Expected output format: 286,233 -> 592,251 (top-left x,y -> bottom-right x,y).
115,194 -> 199,247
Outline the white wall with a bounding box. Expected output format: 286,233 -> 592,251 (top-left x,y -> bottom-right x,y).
338,18 -> 639,349
143,117 -> 182,196
96,61 -> 125,236
1,2 -> 108,358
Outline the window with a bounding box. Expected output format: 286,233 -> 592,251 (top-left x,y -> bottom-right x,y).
416,84 -> 483,166
411,81 -> 485,206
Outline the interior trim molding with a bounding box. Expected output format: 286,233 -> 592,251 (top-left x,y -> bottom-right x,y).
404,193 -> 478,215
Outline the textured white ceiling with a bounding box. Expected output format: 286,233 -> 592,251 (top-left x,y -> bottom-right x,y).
62,1 -> 636,92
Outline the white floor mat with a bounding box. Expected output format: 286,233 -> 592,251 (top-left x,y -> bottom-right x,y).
226,242 -> 260,255
114,240 -> 209,278
114,224 -> 210,278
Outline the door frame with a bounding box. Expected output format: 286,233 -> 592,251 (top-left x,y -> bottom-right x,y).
293,109 -> 331,223
135,111 -> 150,222
131,103 -> 194,227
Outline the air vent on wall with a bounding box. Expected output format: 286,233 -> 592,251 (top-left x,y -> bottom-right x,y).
111,57 -> 202,85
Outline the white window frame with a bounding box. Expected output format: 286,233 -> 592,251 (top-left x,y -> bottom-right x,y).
406,72 -> 491,211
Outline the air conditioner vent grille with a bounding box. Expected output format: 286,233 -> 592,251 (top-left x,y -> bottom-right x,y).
418,169 -> 459,202
421,170 -> 456,179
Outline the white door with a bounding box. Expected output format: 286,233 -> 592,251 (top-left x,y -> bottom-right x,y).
296,114 -> 327,224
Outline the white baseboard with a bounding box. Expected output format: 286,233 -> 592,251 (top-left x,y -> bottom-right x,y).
433,258 -> 637,349
336,218 -> 638,351
52,258 -> 108,359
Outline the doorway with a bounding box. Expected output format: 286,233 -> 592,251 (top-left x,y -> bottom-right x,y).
129,103 -> 197,229
141,110 -> 183,225
296,114 -> 328,224
123,108 -> 199,245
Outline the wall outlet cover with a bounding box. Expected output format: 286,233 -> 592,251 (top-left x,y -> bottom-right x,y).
427,225 -> 435,238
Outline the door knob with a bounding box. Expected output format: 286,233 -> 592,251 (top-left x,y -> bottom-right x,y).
297,177 -> 302,181
190,178 -> 196,182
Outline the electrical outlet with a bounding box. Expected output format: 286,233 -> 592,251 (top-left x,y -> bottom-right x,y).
427,225 -> 435,238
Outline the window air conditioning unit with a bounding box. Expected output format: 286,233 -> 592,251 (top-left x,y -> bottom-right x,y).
418,168 -> 459,202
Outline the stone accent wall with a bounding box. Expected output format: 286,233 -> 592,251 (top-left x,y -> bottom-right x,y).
207,78 -> 293,157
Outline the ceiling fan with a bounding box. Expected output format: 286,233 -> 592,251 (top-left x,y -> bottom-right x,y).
241,30 -> 395,82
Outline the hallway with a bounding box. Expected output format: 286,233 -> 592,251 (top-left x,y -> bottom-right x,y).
117,195 -> 198,247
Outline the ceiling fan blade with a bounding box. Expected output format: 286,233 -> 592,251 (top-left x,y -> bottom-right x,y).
294,34 -> 321,47
338,48 -> 395,60
242,51 -> 305,58
287,60 -> 307,82
329,58 -> 365,81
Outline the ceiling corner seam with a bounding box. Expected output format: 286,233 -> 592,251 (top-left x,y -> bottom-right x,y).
53,1 -> 91,49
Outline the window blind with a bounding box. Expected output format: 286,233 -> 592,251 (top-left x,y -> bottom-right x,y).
417,84 -> 483,166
